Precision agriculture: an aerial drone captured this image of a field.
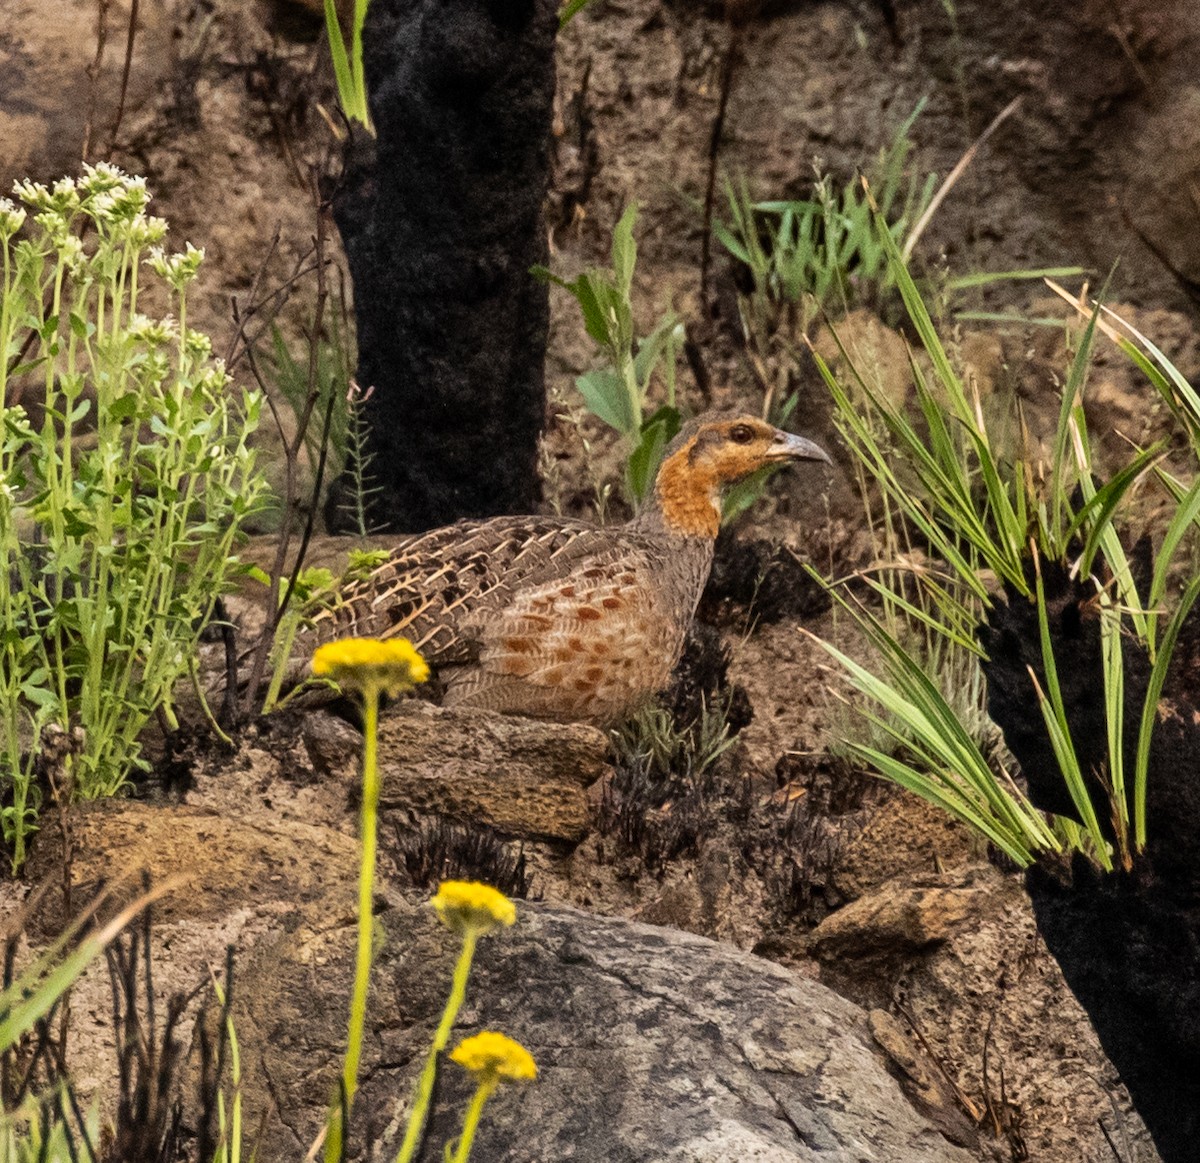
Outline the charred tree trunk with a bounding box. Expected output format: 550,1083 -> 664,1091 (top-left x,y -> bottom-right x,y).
980,566 -> 1200,1163
330,0 -> 557,533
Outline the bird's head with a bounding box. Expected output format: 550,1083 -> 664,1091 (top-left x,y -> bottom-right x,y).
649,412 -> 830,537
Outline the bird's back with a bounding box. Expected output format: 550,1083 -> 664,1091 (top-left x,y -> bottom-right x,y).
300,513 -> 714,722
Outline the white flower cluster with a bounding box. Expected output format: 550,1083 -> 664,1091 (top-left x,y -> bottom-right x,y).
127,313 -> 180,348
8,163 -> 171,257
147,242 -> 205,292
0,197 -> 26,239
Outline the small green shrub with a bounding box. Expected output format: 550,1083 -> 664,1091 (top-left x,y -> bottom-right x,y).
714,102 -> 936,351
0,165 -> 266,870
534,204 -> 685,506
259,309 -> 354,490
258,302 -> 381,538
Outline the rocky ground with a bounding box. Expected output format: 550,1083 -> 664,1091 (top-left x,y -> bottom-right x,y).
4,0 -> 1200,1160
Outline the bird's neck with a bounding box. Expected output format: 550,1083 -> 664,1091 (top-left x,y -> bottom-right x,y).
632,440 -> 721,538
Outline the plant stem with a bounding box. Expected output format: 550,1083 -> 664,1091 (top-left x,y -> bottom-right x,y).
346,686 -> 380,1095
449,1079 -> 497,1163
325,683 -> 381,1162
394,928 -> 479,1163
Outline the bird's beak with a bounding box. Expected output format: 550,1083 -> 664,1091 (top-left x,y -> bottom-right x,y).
767,429 -> 832,465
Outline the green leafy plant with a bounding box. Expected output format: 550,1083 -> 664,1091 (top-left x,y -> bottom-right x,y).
714,102 -> 937,349
809,203 -> 1200,871
534,204 -> 685,505
324,0 -> 373,134
206,965 -> 244,1163
336,383 -> 382,536
612,698 -> 738,784
0,166 -> 266,870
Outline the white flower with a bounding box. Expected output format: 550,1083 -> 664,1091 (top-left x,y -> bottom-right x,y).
14,179 -> 53,211
56,234 -> 87,275
0,198 -> 25,238
128,313 -> 177,347
78,162 -> 132,198
147,242 -> 204,291
125,214 -> 168,250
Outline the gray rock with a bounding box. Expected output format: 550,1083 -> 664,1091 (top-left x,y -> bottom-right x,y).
214,893 -> 975,1162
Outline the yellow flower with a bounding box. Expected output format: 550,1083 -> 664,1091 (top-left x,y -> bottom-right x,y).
311,637 -> 430,696
431,881 -> 516,936
449,1032 -> 537,1084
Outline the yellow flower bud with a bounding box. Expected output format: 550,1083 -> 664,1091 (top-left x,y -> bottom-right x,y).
431,881 -> 516,936
450,1032 -> 537,1084
310,637 -> 430,697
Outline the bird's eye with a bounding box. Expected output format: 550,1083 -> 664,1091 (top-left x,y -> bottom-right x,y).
729,424 -> 754,444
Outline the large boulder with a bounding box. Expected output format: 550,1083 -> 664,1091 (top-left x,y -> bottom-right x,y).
210,891 -> 977,1161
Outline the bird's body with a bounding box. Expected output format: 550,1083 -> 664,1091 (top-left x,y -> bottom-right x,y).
298,414 -> 829,724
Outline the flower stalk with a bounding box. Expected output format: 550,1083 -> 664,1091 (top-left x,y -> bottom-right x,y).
312,638 -> 428,1163
394,883 -> 516,1163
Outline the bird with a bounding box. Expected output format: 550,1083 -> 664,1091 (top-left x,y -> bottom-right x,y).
295,412 -> 830,725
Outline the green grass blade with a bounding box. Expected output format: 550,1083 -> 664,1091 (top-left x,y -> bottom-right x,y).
813,603 -> 1057,848
947,267 -> 1087,291
1049,301 -> 1102,546
1133,573 -> 1200,850
1148,474 -> 1200,618
846,742 -> 1038,864
324,0 -> 359,123
1032,565 -> 1112,864
1098,596 -> 1128,858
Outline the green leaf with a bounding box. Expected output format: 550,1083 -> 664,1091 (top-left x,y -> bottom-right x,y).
572,274 -> 618,350
711,222 -> 751,265
558,0 -> 594,27
1149,475 -> 1200,619
612,204 -> 638,297
61,509 -> 95,537
1072,443 -> 1163,575
109,391 -> 141,420
1049,299 -> 1102,545
626,407 -> 680,502
529,264 -> 565,288
946,267 -> 1088,291
576,368 -> 634,435
633,312 -> 679,392
240,564 -> 273,586
324,0 -> 359,124
1031,563 -> 1111,864
721,465 -> 776,523
1133,574 -> 1200,849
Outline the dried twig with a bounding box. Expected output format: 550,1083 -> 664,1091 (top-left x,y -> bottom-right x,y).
106,0 -> 141,156
894,1001 -> 985,1123
699,26 -> 742,312
224,225 -> 283,368
902,96 -> 1022,262
241,173 -> 332,713
81,0 -> 112,163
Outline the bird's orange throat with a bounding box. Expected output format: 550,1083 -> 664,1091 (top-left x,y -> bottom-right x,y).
654,440 -> 722,538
